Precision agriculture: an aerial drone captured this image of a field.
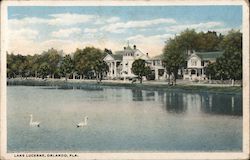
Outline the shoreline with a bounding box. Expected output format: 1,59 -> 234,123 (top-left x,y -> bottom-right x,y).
7,78 -> 242,95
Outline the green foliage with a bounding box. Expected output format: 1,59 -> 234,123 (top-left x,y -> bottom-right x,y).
162,38 -> 186,84
38,62 -> 50,79
197,31 -> 223,51
39,48 -> 63,78
60,54 -> 74,80
176,29 -> 200,52
163,29 -> 242,84
94,60 -> 109,82
206,30 -> 242,81
131,59 -> 152,83
73,47 -> 106,79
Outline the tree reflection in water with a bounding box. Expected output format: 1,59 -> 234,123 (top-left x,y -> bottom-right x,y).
131,88 -> 242,116
164,92 -> 187,114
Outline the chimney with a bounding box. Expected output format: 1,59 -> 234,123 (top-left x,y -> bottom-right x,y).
187,50 -> 192,55
133,45 -> 136,50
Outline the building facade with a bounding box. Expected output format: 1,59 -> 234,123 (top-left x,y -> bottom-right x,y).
183,51 -> 223,80
104,45 -> 222,81
103,44 -> 166,80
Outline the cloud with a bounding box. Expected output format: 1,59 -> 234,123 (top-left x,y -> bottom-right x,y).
9,17 -> 48,29
9,28 -> 39,40
106,17 -> 121,23
101,18 -> 176,33
126,34 -> 174,56
48,13 -> 95,26
165,21 -> 224,33
84,28 -> 98,33
51,28 -> 81,38
8,13 -> 95,29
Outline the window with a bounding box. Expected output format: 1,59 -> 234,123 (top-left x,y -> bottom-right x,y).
191,59 -> 197,66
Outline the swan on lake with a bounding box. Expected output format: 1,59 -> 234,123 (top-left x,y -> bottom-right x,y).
77,116 -> 88,128
29,114 -> 40,127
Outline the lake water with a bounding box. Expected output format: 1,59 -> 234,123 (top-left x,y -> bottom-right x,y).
7,85 -> 242,152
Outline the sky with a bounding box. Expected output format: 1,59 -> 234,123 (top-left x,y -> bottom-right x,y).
8,6 -> 242,57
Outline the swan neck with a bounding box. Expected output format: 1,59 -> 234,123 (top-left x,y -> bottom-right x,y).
30,116 -> 33,124
84,117 -> 88,125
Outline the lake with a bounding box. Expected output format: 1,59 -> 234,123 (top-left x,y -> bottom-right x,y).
7,85 -> 242,152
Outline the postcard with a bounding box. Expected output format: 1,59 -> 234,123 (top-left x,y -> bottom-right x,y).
0,0 -> 249,159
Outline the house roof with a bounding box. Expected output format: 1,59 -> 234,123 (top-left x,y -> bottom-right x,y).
110,52 -> 123,60
150,54 -> 163,60
196,51 -> 223,61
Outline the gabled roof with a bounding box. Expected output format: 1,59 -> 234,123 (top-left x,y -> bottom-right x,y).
196,51 -> 223,61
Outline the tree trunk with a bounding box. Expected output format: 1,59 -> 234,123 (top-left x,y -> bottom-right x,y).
168,73 -> 171,85
65,74 -> 68,81
140,76 -> 142,84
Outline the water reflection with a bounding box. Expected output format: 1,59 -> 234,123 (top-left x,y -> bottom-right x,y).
131,89 -> 242,116
42,85 -> 103,91
165,92 -> 187,114
200,94 -> 242,116
42,86 -> 242,116
131,89 -> 143,101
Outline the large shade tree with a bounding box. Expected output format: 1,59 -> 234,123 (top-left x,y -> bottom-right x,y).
206,30 -> 242,85
131,59 -> 151,83
162,38 -> 186,85
60,54 -> 74,81
73,47 -> 108,80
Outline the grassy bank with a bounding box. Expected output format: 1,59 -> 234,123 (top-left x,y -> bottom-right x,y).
7,78 -> 242,95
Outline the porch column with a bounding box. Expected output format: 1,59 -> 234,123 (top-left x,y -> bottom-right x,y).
155,68 -> 159,80
114,61 -> 117,78
163,69 -> 167,80
110,62 -> 114,79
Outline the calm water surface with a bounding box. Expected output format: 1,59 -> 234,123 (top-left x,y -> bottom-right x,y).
7,85 -> 242,152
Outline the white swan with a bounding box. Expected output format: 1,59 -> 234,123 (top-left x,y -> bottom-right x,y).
77,116 -> 88,128
29,114 -> 40,127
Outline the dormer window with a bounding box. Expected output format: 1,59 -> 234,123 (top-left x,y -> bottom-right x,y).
191,59 -> 197,66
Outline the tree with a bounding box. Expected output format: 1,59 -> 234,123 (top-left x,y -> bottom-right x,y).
60,54 -> 74,81
131,59 -> 151,83
176,29 -> 200,53
197,31 -> 222,52
38,62 -> 50,79
205,30 -> 242,85
73,47 -> 107,80
93,60 -> 109,82
39,48 -> 62,78
219,30 -> 242,85
162,38 -> 186,85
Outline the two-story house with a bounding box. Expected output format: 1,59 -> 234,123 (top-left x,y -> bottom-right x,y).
103,44 -> 167,80
183,51 -> 223,80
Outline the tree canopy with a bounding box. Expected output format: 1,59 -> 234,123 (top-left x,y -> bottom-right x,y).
162,29 -> 242,85
205,30 -> 242,84
131,59 -> 152,83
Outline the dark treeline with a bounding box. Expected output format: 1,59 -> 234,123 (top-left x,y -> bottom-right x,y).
7,47 -> 109,82
162,29 -> 242,85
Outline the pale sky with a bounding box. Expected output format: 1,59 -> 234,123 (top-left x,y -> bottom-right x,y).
8,6 -> 242,57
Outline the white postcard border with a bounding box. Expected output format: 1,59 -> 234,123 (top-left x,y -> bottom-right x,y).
1,0 -> 249,160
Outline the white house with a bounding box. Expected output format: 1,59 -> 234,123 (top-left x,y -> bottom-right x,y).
103,44 -> 167,80
183,51 -> 223,80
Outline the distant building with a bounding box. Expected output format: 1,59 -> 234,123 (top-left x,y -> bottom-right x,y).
104,45 -> 223,81
103,44 -> 166,80
183,51 -> 223,80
